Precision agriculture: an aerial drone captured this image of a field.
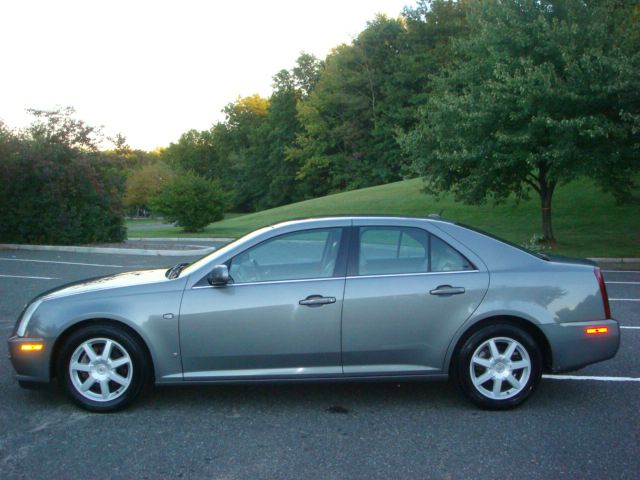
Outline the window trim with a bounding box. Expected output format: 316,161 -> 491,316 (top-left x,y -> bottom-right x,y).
196,226 -> 350,287
350,226 -> 476,277
429,231 -> 476,273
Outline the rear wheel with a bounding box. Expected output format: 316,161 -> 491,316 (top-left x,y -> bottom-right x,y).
57,324 -> 150,412
455,324 -> 542,409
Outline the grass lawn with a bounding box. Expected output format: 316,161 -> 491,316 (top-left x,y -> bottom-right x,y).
127,177 -> 639,258
125,217 -> 166,226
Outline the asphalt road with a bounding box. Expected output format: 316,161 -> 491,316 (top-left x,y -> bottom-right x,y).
1,250 -> 638,479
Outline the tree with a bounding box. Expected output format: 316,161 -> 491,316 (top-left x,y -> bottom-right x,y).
248,53 -> 323,209
290,16 -> 410,194
0,108 -> 126,245
162,129 -> 219,179
123,162 -> 175,215
401,0 -> 640,243
151,171 -> 225,232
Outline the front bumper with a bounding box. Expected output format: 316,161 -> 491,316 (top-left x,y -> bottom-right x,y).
7,336 -> 54,384
541,319 -> 620,373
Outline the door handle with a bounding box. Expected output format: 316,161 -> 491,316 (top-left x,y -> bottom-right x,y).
429,285 -> 466,296
299,295 -> 337,307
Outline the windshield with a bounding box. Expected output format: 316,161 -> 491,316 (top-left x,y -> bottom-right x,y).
177,226 -> 274,277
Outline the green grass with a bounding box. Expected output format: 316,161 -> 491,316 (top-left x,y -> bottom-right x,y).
127,177 -> 640,257
125,213 -> 246,228
125,217 -> 165,226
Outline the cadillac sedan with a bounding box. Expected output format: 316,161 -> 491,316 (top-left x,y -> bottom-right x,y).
8,216 -> 619,411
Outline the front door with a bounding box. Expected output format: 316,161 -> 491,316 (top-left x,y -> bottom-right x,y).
179,227 -> 348,380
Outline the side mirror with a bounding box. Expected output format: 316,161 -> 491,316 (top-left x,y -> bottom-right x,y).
207,264 -> 229,286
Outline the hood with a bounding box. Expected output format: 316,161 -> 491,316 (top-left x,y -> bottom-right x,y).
41,268 -> 171,300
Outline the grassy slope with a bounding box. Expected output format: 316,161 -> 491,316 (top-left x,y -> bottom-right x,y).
128,177 -> 640,257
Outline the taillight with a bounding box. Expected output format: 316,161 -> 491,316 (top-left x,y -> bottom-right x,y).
594,267 -> 611,319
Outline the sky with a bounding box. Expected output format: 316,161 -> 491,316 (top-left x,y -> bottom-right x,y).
0,0 -> 414,151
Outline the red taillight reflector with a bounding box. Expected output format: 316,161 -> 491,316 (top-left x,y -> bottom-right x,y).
594,267 -> 611,319
586,327 -> 608,335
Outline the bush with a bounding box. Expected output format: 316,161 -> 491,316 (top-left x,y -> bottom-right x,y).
151,172 -> 225,232
0,111 -> 126,245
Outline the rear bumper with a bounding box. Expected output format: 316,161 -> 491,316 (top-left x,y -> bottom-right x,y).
7,336 -> 54,385
541,319 -> 620,373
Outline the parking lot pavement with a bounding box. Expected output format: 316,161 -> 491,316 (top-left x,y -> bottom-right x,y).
1,250 -> 639,479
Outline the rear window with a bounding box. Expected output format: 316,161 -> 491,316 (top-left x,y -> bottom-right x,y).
357,227 -> 475,275
456,223 -> 549,261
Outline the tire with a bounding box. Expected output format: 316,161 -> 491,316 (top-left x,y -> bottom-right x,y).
454,324 -> 542,410
57,323 -> 150,412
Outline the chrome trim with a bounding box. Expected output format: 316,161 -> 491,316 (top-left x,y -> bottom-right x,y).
191,276 -> 343,289
191,269 -> 480,289
346,270 -> 479,280
16,299 -> 43,337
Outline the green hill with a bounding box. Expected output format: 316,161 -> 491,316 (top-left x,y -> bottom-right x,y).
129,177 -> 639,257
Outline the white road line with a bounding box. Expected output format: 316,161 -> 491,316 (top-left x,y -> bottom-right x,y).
0,258 -> 124,268
0,274 -> 58,280
609,298 -> 640,302
606,281 -> 640,284
543,374 -> 640,382
621,326 -> 640,330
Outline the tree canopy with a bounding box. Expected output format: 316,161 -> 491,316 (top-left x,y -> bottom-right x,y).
401,0 -> 640,242
3,1 -> 637,245
0,108 -> 127,244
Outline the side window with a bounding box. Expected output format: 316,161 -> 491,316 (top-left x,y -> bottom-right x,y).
430,235 -> 474,272
229,228 -> 343,283
358,227 -> 429,275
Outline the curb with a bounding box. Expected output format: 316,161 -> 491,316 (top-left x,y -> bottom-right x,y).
588,258 -> 640,264
0,243 -> 217,257
128,237 -> 234,242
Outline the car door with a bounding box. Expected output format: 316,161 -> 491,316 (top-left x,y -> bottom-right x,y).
341,222 -> 489,375
179,227 -> 348,380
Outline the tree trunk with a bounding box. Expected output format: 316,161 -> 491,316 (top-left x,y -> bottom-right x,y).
539,182 -> 556,245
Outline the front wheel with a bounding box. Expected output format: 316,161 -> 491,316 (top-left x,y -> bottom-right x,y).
454,324 -> 542,409
57,324 -> 150,412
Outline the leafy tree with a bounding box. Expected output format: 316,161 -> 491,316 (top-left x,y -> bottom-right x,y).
162,129 -> 219,179
151,171 -> 225,232
123,162 -> 175,215
291,16 -> 409,194
248,54 -> 323,209
398,0 -> 470,126
402,0 -> 640,243
0,108 -> 126,245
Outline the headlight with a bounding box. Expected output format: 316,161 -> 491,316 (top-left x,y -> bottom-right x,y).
15,299 -> 43,337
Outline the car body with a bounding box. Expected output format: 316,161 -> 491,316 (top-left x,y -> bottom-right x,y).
8,216 -> 620,411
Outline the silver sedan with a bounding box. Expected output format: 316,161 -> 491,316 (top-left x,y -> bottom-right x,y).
8,216 -> 620,411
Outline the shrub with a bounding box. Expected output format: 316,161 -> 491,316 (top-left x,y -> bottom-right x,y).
151,171 -> 225,232
0,110 -> 126,245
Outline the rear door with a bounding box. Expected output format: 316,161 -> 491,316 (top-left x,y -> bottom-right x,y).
341,222 -> 489,375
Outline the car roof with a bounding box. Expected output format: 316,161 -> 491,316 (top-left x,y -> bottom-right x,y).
269,214 -> 453,229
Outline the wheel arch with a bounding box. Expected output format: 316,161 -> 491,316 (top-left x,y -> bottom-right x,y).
50,318 -> 156,383
446,315 -> 553,375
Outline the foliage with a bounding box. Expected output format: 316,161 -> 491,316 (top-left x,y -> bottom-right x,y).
0,108 -> 126,245
401,0 -> 640,242
151,171 -> 225,232
123,162 -> 175,214
160,53 -> 323,213
129,176 -> 640,259
289,16 -> 409,194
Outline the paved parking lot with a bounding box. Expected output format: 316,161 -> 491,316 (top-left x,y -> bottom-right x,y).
1,249 -> 638,479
